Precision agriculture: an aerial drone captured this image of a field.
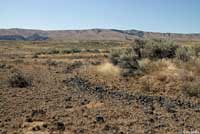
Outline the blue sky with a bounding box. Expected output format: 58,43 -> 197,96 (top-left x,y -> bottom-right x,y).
0,0 -> 200,33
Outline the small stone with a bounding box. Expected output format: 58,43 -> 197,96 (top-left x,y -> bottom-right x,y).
65,96 -> 72,101
75,128 -> 84,134
80,99 -> 90,105
42,123 -> 48,128
96,116 -> 105,123
57,122 -> 65,131
32,125 -> 40,131
65,105 -> 73,109
25,118 -> 33,122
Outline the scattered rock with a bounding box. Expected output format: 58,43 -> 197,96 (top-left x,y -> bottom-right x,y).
96,116 -> 105,123
75,128 -> 84,134
56,122 -> 65,131
42,123 -> 48,128
103,124 -> 119,133
80,99 -> 90,105
65,105 -> 73,109
31,110 -> 46,117
65,96 -> 72,102
32,125 -> 41,131
25,117 -> 33,123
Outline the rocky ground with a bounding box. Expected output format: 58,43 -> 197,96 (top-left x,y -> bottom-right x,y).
0,41 -> 199,134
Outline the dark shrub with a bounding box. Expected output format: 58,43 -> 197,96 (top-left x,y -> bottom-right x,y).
32,53 -> 39,58
131,39 -> 178,59
8,71 -> 32,88
71,48 -> 81,53
0,63 -> 12,69
46,59 -> 59,66
47,49 -> 60,54
0,63 -> 6,69
61,49 -> 72,54
85,49 -> 100,53
147,40 -> 178,59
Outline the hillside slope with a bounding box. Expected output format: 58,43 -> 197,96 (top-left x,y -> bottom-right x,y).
0,28 -> 200,41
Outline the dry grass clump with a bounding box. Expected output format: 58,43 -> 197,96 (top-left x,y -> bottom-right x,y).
175,57 -> 200,76
175,46 -> 191,61
138,58 -> 170,74
183,79 -> 200,97
47,49 -> 60,54
8,70 -> 32,88
96,62 -> 120,76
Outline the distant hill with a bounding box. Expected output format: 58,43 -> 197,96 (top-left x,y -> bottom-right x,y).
0,33 -> 48,41
0,28 -> 199,41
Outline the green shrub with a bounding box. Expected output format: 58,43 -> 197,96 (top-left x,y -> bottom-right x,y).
148,40 -> 177,59
71,48 -> 81,53
61,48 -> 82,54
47,49 -> 60,54
109,48 -> 141,76
131,39 -> 178,59
175,47 -> 190,61
109,49 -> 123,65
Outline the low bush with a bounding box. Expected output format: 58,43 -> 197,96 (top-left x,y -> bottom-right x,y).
47,49 -> 60,54
109,48 -> 141,76
183,79 -> 200,97
71,48 -> 82,53
61,49 -> 72,54
8,71 -> 32,88
32,53 -> 39,58
84,49 -> 100,53
192,46 -> 200,57
175,47 -> 190,61
46,59 -> 59,66
0,63 -> 7,69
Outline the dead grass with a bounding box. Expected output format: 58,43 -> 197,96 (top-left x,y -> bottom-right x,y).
183,79 -> 200,97
96,62 -> 120,77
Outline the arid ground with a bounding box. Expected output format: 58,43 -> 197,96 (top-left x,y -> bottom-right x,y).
0,40 -> 200,134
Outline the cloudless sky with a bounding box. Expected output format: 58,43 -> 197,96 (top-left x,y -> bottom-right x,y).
0,0 -> 200,33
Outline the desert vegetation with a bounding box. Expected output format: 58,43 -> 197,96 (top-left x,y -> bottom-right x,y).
0,39 -> 200,134
8,70 -> 32,88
